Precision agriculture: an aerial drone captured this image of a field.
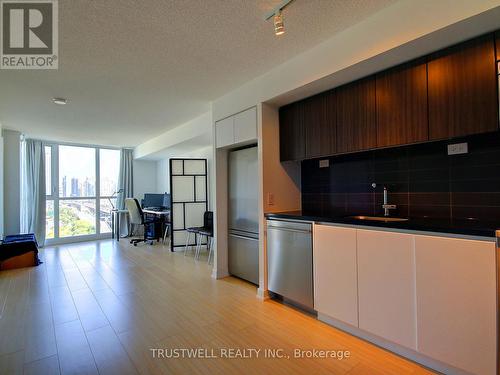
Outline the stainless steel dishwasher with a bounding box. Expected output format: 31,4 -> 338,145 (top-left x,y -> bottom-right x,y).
266,219 -> 313,309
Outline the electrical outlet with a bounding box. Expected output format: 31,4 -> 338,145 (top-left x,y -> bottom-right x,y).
447,142 -> 468,155
267,192 -> 275,206
319,159 -> 329,168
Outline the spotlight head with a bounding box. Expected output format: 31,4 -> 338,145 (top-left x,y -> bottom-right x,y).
274,11 -> 284,36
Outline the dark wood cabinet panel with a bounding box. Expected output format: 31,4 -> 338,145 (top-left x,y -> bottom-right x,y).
279,31 -> 499,162
428,35 -> 498,140
336,77 -> 376,153
304,91 -> 336,158
376,62 -> 428,147
496,31 -> 500,60
279,103 -> 305,161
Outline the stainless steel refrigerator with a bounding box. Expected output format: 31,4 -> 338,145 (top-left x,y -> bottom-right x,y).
228,146 -> 259,285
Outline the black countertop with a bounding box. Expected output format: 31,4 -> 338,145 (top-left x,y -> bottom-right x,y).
265,211 -> 499,238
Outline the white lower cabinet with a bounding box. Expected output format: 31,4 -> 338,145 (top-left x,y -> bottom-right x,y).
357,229 -> 417,350
312,224 -> 497,374
415,235 -> 496,375
313,224 -> 358,326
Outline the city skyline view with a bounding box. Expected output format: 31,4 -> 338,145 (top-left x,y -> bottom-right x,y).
58,146 -> 120,198
46,145 -> 120,239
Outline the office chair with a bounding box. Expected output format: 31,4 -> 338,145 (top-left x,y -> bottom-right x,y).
125,198 -> 158,246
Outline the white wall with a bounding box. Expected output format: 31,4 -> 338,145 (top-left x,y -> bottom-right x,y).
261,103 -> 301,214
156,159 -> 169,193
133,159 -> 157,201
2,129 -> 21,236
134,110 -> 213,206
135,112 -> 212,159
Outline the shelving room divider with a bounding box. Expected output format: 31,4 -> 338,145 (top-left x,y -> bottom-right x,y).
169,159 -> 208,251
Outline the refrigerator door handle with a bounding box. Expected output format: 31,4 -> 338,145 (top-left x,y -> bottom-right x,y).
267,226 -> 311,234
229,233 -> 259,241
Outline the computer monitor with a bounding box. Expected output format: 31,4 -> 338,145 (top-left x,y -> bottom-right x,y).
162,193 -> 171,209
142,193 -> 165,209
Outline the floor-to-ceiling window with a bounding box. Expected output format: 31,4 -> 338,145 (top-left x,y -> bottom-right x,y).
45,145 -> 55,239
45,143 -> 120,243
98,148 -> 120,233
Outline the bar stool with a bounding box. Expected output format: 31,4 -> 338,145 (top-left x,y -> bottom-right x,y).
195,227 -> 213,261
184,211 -> 213,258
207,235 -> 215,264
184,228 -> 198,256
163,222 -> 171,244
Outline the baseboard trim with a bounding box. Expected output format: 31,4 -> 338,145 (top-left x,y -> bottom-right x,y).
211,267 -> 229,280
317,313 -> 467,375
256,287 -> 270,300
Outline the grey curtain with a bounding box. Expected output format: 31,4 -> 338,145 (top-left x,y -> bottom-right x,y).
20,139 -> 46,246
117,148 -> 134,210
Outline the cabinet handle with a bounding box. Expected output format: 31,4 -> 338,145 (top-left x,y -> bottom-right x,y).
267,226 -> 311,234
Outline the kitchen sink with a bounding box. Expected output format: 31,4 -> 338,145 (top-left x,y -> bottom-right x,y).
347,215 -> 409,222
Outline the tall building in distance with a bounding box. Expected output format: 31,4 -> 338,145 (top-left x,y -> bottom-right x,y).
62,176 -> 67,196
71,177 -> 80,197
83,178 -> 95,196
61,176 -> 95,197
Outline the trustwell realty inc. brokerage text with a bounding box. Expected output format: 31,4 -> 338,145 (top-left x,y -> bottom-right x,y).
149,347 -> 351,360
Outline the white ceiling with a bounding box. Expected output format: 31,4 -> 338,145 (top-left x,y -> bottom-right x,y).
0,0 -> 396,147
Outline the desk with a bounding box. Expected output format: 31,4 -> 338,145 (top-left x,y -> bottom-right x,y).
111,209 -> 129,241
143,209 -> 170,216
143,209 -> 171,246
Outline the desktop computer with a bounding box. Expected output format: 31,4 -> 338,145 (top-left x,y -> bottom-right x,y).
142,193 -> 171,210
140,193 -> 171,242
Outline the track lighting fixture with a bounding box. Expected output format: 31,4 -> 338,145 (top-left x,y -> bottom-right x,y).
264,0 -> 294,37
274,11 -> 285,36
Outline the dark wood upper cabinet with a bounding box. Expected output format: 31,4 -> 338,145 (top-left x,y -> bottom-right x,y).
496,31 -> 500,60
336,77 -> 376,153
279,31 -> 500,162
428,35 -> 498,140
279,102 -> 305,161
376,61 -> 428,147
304,91 -> 336,158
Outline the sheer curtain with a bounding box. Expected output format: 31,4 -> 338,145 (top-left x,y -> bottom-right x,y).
20,138 -> 46,246
117,148 -> 134,209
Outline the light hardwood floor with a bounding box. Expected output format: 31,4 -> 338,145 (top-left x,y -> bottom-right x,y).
0,239 -> 434,374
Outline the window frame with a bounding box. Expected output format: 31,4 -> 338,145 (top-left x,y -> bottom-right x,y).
45,145 -> 56,239
43,141 -> 121,245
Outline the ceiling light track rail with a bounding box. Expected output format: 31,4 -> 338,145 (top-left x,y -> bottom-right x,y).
263,0 -> 294,21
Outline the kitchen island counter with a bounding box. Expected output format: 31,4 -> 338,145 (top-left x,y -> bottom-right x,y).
265,211 -> 498,239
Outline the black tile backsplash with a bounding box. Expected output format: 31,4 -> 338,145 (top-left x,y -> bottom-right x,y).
301,132 -> 500,222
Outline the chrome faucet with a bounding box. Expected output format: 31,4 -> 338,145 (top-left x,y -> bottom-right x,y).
382,186 -> 397,217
